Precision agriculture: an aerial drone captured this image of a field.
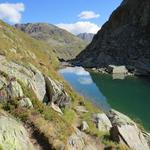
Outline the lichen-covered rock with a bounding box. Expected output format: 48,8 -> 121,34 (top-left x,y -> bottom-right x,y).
0,56 -> 70,108
68,129 -> 85,150
143,131 -> 150,146
0,111 -> 35,150
45,76 -> 71,108
80,121 -> 89,131
0,57 -> 46,101
67,128 -> 103,150
7,80 -> 24,99
93,113 -> 112,131
0,79 -> 24,101
51,102 -> 63,114
83,145 -> 97,150
0,76 -> 7,89
18,97 -> 33,108
109,110 -> 150,150
108,110 -> 135,126
0,89 -> 7,101
28,64 -> 46,102
0,55 -> 5,61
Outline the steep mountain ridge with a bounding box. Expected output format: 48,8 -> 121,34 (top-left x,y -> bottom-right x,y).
15,23 -> 87,60
75,0 -> 150,75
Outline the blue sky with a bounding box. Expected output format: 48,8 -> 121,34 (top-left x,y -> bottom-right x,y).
0,0 -> 122,34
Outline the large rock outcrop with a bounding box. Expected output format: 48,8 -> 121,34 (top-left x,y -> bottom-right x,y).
0,73 -> 33,109
93,113 -> 112,132
0,111 -> 35,150
0,56 -> 71,109
0,56 -> 46,102
108,110 -> 150,150
45,76 -> 71,108
75,0 -> 150,76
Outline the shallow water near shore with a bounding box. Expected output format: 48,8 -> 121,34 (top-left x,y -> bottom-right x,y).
59,66 -> 150,131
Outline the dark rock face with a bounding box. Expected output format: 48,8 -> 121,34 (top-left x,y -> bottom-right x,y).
77,33 -> 94,42
75,0 -> 150,75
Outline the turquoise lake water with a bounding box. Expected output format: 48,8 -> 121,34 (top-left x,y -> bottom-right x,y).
59,67 -> 150,131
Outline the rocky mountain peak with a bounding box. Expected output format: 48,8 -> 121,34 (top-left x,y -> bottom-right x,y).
77,33 -> 95,42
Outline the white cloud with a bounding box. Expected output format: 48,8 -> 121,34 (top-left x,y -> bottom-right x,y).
59,67 -> 90,76
78,11 -> 100,20
78,77 -> 93,85
57,21 -> 100,35
0,3 -> 25,23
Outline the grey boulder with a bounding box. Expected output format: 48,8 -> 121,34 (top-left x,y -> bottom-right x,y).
67,128 -> 103,150
107,65 -> 128,74
7,80 -> 24,99
0,79 -> 24,101
93,113 -> 112,131
45,76 -> 71,108
109,110 -> 150,150
0,111 -> 35,150
18,97 -> 33,108
80,121 -> 89,131
0,58 -> 46,102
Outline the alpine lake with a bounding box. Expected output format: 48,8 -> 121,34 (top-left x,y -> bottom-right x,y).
59,66 -> 150,131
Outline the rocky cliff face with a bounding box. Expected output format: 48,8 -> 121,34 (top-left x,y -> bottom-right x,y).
75,0 -> 150,76
15,23 -> 87,60
77,33 -> 94,42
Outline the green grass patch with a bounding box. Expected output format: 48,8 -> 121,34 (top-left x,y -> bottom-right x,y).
103,139 -> 131,150
0,145 -> 3,150
63,108 -> 77,124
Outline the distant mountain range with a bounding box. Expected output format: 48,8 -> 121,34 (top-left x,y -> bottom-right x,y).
15,23 -> 87,60
77,33 -> 94,42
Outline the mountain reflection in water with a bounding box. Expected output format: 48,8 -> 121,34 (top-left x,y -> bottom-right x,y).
59,67 -> 150,131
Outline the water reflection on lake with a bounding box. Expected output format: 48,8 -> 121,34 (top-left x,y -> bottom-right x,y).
59,67 -> 110,111
59,66 -> 150,131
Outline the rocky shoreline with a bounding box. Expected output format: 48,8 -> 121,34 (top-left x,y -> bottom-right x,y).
84,64 -> 150,77
89,65 -> 134,80
68,59 -> 150,77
